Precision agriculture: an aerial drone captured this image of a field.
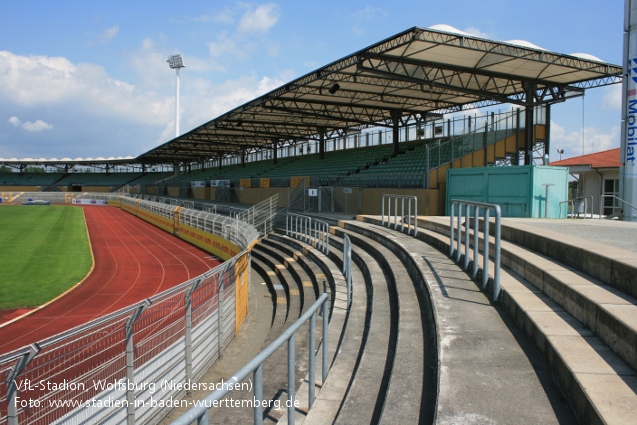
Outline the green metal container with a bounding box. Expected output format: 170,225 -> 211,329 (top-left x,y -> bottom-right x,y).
446,165 -> 568,218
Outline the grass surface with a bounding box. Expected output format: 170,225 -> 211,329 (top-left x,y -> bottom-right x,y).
0,205 -> 92,309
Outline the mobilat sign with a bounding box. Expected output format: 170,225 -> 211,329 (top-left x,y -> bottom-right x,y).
623,0 -> 637,221
627,52 -> 637,166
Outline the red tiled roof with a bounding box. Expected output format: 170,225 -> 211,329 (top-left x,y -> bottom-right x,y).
550,148 -> 620,168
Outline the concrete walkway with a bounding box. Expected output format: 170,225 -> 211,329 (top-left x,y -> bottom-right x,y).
501,217 -> 637,253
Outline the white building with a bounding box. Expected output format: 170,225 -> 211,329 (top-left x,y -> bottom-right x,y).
551,148 -> 620,216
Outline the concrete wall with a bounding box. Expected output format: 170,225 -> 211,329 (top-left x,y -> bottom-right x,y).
361,188 -> 439,215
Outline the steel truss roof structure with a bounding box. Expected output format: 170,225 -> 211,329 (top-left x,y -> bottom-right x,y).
91,27 -> 631,165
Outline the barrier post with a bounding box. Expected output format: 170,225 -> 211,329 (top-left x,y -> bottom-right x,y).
482,209 -> 491,290
254,364 -> 263,425
6,344 -> 40,425
218,279 -> 225,356
287,334 -> 296,425
185,278 -> 202,382
463,203 -> 470,270
322,298 -> 329,383
308,313 -> 317,408
126,299 -> 151,425
472,206 -> 479,279
449,202 -> 455,257
455,204 -> 462,262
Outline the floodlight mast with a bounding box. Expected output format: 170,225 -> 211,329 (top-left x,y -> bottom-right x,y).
167,54 -> 185,138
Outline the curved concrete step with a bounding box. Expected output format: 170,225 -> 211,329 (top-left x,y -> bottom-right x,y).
419,217 -> 637,379
252,247 -> 302,323
332,226 -> 433,424
260,237 -> 321,301
268,233 -> 352,424
349,218 -> 577,424
328,232 -> 394,425
252,256 -> 287,329
207,255 -> 295,424
255,240 -> 319,316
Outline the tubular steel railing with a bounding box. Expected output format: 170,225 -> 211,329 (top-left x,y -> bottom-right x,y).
170,292 -> 330,425
381,194 -> 418,236
0,194 -> 258,425
599,194 -> 637,219
450,200 -> 502,302
342,234 -> 353,308
559,195 -> 594,219
285,213 -> 330,255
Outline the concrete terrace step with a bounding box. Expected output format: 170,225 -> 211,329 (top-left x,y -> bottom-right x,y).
325,230 -> 393,425
364,215 -> 636,425
300,232 -> 368,425
252,256 -> 288,329
332,225 -> 434,424
418,216 -> 637,375
349,218 -> 577,424
269,232 -> 335,297
206,255 -> 296,424
499,219 -> 637,300
253,242 -> 318,317
267,233 -> 352,425
252,247 -> 302,323
260,238 -> 320,301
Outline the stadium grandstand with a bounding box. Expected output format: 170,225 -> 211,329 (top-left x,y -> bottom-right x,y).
1,24 -> 636,425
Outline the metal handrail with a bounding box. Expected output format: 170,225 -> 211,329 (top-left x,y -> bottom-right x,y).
285,212 -> 330,255
342,234 -> 353,307
171,292 -> 330,425
381,194 -> 418,236
450,199 -> 502,301
599,194 -> 637,219
559,195 -> 593,219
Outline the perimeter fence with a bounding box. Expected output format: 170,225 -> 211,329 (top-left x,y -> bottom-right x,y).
0,193 -> 258,425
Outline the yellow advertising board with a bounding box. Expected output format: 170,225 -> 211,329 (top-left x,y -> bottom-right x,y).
260,178 -> 271,188
240,179 -> 252,188
290,176 -> 310,188
137,208 -> 176,234
177,222 -> 241,261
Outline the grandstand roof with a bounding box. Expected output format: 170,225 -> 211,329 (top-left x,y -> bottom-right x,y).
137,25 -> 623,164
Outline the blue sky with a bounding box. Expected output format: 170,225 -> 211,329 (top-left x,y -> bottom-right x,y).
0,0 -> 625,161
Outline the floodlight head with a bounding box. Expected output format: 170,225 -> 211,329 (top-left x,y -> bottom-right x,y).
167,54 -> 185,69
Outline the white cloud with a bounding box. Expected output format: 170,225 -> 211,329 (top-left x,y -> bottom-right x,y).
8,116 -> 53,132
463,26 -> 493,39
22,119 -> 53,132
550,121 -> 619,160
208,32 -> 241,59
238,3 -> 280,33
196,8 -> 235,24
100,25 -> 120,43
352,6 -> 387,22
0,50 -> 167,124
0,47 -> 288,158
352,6 -> 387,35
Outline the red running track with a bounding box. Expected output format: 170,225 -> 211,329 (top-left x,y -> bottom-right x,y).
0,205 -> 221,354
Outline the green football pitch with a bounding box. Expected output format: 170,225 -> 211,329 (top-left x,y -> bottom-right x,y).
0,206 -> 92,309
